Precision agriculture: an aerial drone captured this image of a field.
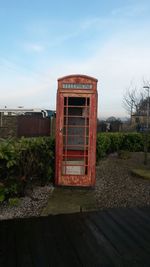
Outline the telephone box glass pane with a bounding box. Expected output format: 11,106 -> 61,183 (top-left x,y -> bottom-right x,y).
62,97 -> 90,175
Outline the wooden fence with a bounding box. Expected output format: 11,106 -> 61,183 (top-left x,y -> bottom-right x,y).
0,115 -> 56,138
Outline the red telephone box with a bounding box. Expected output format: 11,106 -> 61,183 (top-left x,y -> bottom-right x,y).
55,74 -> 98,187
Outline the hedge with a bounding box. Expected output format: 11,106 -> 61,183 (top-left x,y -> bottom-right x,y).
96,132 -> 150,160
0,137 -> 55,200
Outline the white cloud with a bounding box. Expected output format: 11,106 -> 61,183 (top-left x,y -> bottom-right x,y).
111,3 -> 149,17
23,43 -> 45,52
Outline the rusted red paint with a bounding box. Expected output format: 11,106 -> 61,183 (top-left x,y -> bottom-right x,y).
60,175 -> 91,186
55,74 -> 98,187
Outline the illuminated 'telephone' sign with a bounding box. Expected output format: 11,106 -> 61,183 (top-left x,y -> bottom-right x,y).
62,83 -> 92,89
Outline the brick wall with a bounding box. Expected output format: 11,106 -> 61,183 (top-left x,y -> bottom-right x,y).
0,115 -> 18,138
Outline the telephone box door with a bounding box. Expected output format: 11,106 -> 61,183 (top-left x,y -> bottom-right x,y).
56,93 -> 96,186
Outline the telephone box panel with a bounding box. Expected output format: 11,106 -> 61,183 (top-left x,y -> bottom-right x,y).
55,74 -> 98,187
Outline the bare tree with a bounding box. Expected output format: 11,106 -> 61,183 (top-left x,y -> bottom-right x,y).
123,87 -> 138,116
123,82 -> 147,121
123,80 -> 150,164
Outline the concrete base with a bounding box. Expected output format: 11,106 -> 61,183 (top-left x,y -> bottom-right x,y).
41,187 -> 97,215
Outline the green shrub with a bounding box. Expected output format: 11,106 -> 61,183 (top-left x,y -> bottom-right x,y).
0,139 -> 19,180
16,137 -> 55,184
121,133 -> 144,152
96,132 -> 150,161
0,184 -> 5,203
0,137 -> 55,198
0,192 -> 5,203
8,197 -> 20,207
96,133 -> 111,160
108,133 -> 125,153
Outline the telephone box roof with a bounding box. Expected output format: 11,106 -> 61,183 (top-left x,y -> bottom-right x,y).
58,74 -> 98,82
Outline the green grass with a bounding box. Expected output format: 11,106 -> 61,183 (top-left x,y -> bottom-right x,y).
8,197 -> 21,207
131,168 -> 150,180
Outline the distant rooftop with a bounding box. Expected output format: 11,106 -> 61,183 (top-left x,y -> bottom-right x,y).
0,108 -> 56,118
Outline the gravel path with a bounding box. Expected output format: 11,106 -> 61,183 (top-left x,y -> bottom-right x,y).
0,185 -> 54,220
95,152 -> 150,209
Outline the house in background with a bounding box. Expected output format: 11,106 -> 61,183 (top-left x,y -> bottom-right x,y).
97,117 -> 123,132
131,97 -> 150,131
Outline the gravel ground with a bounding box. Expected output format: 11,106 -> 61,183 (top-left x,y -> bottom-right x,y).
95,152 -> 150,209
0,185 -> 54,220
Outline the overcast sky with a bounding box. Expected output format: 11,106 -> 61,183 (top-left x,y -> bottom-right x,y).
0,0 -> 150,118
